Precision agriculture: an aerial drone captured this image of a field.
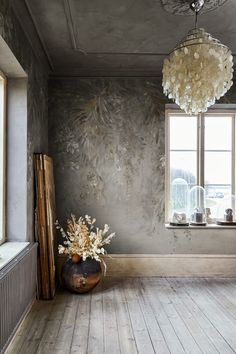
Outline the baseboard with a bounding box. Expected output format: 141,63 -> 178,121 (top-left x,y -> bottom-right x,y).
57,254 -> 236,278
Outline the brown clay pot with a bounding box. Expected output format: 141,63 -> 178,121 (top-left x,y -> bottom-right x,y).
61,257 -> 102,294
71,254 -> 81,263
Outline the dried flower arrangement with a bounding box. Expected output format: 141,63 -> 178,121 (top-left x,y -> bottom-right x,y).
56,214 -> 115,268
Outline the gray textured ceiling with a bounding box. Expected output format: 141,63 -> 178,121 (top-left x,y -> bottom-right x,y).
18,0 -> 236,76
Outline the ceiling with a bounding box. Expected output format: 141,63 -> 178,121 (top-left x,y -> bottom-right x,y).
16,0 -> 236,77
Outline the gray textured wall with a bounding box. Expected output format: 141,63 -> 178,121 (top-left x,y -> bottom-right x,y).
49,78 -> 236,254
0,1 -> 49,241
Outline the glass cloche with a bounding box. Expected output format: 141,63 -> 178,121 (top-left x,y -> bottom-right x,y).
216,195 -> 236,225
170,178 -> 189,226
189,186 -> 207,226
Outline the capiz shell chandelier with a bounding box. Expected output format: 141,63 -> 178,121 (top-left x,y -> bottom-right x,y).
162,0 -> 234,115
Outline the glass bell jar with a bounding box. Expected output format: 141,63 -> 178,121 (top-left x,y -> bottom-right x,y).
216,195 -> 236,225
170,178 -> 189,226
189,186 -> 207,226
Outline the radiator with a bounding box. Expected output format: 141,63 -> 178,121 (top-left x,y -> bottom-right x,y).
0,243 -> 37,353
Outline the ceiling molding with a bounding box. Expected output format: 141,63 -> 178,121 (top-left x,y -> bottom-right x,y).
69,51 -> 236,57
73,51 -> 169,56
11,0 -> 54,72
49,69 -> 163,78
63,0 -> 79,50
24,0 -> 54,71
50,74 -> 162,79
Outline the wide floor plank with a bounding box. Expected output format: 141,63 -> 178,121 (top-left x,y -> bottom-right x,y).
113,280 -> 137,354
164,278 -> 221,354
5,277 -> 236,354
123,278 -> 155,354
178,278 -> 236,352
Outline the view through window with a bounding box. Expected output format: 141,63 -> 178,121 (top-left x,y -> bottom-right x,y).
166,110 -> 235,222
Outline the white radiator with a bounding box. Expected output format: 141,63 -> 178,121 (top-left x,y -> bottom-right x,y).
0,243 -> 37,353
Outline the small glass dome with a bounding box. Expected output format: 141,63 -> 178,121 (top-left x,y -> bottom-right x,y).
216,195 -> 236,225
189,185 -> 207,225
170,178 -> 189,226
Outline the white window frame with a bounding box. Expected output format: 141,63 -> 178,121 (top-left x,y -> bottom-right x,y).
165,107 -> 236,224
0,71 -> 6,245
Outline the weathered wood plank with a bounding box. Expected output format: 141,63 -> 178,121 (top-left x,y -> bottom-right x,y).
36,292 -> 69,354
173,278 -> 234,354
204,278 -> 236,318
164,278 -> 219,354
133,278 -> 170,354
86,281 -> 104,354
123,278 -> 155,354
113,278 -> 138,354
103,278 -> 120,354
140,279 -> 185,354
70,293 -> 91,354
51,293 -> 79,354
178,278 -> 236,352
18,300 -> 54,354
150,278 -> 202,353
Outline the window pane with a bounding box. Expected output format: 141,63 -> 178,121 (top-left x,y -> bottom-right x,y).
205,185 -> 231,219
204,152 -> 231,185
170,115 -> 197,150
170,151 -> 197,186
205,115 -> 232,150
205,185 -> 231,200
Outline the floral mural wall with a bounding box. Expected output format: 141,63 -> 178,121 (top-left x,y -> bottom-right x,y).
49,78 -> 236,254
49,79 -> 168,253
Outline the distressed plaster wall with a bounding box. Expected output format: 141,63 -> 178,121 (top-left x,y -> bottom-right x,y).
0,1 -> 49,241
49,78 -> 236,254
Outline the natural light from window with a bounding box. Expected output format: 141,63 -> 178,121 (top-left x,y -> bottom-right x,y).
167,110 -> 235,222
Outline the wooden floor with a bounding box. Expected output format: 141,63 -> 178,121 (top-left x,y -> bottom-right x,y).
5,277 -> 236,354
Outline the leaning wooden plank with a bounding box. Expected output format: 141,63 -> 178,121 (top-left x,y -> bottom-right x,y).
34,155 -> 51,299
42,155 -> 56,298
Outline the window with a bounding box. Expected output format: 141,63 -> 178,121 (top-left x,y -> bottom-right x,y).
166,109 -> 236,223
0,72 -> 6,244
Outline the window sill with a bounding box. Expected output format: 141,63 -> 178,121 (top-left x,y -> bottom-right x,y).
0,242 -> 30,271
165,223 -> 236,229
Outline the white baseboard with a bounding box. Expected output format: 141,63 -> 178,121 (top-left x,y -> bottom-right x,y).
103,254 -> 236,277
58,254 -> 236,277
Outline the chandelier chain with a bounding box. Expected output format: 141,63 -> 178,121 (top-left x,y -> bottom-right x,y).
195,11 -> 198,29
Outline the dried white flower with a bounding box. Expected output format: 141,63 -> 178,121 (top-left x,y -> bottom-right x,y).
58,245 -> 66,254
56,214 -> 116,265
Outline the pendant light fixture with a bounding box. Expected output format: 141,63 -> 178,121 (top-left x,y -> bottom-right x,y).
162,0 -> 234,114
